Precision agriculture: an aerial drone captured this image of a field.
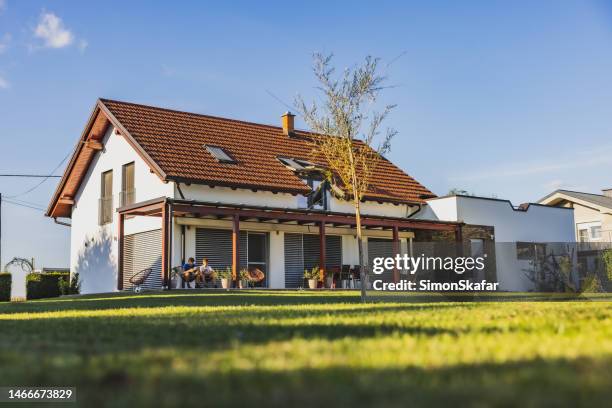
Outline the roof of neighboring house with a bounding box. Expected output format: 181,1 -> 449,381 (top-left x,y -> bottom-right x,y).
47,98 -> 435,218
538,189 -> 612,212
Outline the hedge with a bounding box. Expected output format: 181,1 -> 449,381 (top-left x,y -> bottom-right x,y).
0,273 -> 10,302
26,272 -> 70,300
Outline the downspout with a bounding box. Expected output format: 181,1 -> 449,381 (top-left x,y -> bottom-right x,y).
53,217 -> 71,227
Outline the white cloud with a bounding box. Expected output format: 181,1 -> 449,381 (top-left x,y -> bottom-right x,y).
34,12 -> 74,48
0,33 -> 10,54
0,75 -> 9,89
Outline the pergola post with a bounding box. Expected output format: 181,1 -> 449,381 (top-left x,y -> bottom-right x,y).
117,212 -> 125,290
232,214 -> 240,288
392,226 -> 400,283
319,221 -> 326,286
161,202 -> 170,288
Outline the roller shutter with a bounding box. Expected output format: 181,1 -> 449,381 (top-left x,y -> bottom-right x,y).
284,233 -> 304,288
123,229 -> 163,291
367,238 -> 394,281
195,228 -> 247,270
286,234 -> 342,288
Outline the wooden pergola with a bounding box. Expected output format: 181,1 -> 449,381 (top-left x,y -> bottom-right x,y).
117,197 -> 463,290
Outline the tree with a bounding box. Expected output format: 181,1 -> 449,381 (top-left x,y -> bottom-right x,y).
296,53 -> 396,302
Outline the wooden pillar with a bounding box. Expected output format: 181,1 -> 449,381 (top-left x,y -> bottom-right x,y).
232,214 -> 240,288
392,226 -> 400,283
161,202 -> 169,288
117,212 -> 125,290
167,203 -> 173,290
319,221 -> 326,284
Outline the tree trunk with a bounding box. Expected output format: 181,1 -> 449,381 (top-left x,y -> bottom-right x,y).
355,198 -> 367,302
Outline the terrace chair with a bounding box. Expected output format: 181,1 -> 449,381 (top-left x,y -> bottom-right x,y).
129,268 -> 152,293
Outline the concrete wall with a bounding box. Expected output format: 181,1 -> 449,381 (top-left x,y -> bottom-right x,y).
70,126 -> 173,294
416,196 -> 575,291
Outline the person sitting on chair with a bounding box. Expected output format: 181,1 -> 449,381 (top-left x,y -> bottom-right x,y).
197,258 -> 215,287
181,257 -> 197,288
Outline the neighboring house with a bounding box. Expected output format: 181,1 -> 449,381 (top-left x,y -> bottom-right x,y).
46,99 -> 464,293
414,195 -> 575,291
538,189 -> 612,243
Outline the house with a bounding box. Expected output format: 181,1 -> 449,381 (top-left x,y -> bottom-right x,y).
413,195 -> 576,291
46,99 -> 465,293
538,189 -> 612,243
538,189 -> 612,284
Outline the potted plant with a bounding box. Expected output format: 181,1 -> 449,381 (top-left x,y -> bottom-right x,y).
239,268 -> 250,289
218,267 -> 232,289
304,266 -> 320,289
325,270 -> 334,289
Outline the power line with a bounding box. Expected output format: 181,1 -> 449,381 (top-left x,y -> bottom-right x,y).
3,199 -> 45,212
0,174 -> 62,178
5,151 -> 71,198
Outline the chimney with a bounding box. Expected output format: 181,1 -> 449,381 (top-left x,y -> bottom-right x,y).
281,112 -> 295,136
602,188 -> 612,198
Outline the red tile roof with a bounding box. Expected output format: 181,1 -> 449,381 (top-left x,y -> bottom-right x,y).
100,99 -> 435,204
48,98 -> 436,218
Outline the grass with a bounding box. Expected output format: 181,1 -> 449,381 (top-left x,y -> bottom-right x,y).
0,290 -> 610,407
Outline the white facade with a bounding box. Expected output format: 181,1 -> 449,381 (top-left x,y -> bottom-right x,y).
415,195 -> 576,291
70,126 -> 415,294
70,126 -> 172,293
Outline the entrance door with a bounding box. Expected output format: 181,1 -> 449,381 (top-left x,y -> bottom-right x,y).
247,233 -> 267,287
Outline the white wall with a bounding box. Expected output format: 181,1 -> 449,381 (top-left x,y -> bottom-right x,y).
417,196 -> 575,291
178,183 -> 412,217
70,126 -> 173,294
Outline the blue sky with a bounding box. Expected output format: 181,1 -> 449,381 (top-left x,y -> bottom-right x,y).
0,0 -> 611,269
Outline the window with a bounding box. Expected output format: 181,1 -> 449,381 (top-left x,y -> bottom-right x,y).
516,242 -> 546,260
205,145 -> 236,163
99,170 -> 113,225
121,162 -> 135,207
578,229 -> 589,242
590,226 -> 602,240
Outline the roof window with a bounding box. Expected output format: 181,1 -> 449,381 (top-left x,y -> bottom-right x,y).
205,145 -> 236,163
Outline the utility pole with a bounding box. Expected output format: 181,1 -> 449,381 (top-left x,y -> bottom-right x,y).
0,192 -> 2,271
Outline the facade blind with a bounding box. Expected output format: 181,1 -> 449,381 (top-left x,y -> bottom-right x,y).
195,228 -> 247,271
123,229 -> 163,291
284,233 -> 304,288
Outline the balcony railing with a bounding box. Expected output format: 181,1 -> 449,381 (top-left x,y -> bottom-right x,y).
98,196 -> 113,225
120,189 -> 136,207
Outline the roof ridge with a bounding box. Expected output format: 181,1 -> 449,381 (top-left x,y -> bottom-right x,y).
99,97 -> 306,134
557,189 -> 606,198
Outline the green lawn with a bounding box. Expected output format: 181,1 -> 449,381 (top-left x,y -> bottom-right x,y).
0,291 -> 610,407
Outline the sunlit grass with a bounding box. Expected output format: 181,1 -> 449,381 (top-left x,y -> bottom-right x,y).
0,290 -> 610,407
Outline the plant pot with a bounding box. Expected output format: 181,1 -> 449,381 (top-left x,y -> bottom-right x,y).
308,279 -> 318,289
239,280 -> 249,289
170,278 -> 178,289
326,277 -> 334,289
221,278 -> 230,289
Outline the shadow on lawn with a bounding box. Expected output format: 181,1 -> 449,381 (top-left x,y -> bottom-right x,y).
0,353 -> 609,408
0,303 -> 476,353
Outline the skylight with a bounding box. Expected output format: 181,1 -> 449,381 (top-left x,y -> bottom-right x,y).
278,157 -> 314,171
205,145 -> 236,163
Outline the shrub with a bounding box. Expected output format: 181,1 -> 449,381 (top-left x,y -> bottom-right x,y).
59,272 -> 81,296
26,272 -> 70,300
0,273 -> 11,302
